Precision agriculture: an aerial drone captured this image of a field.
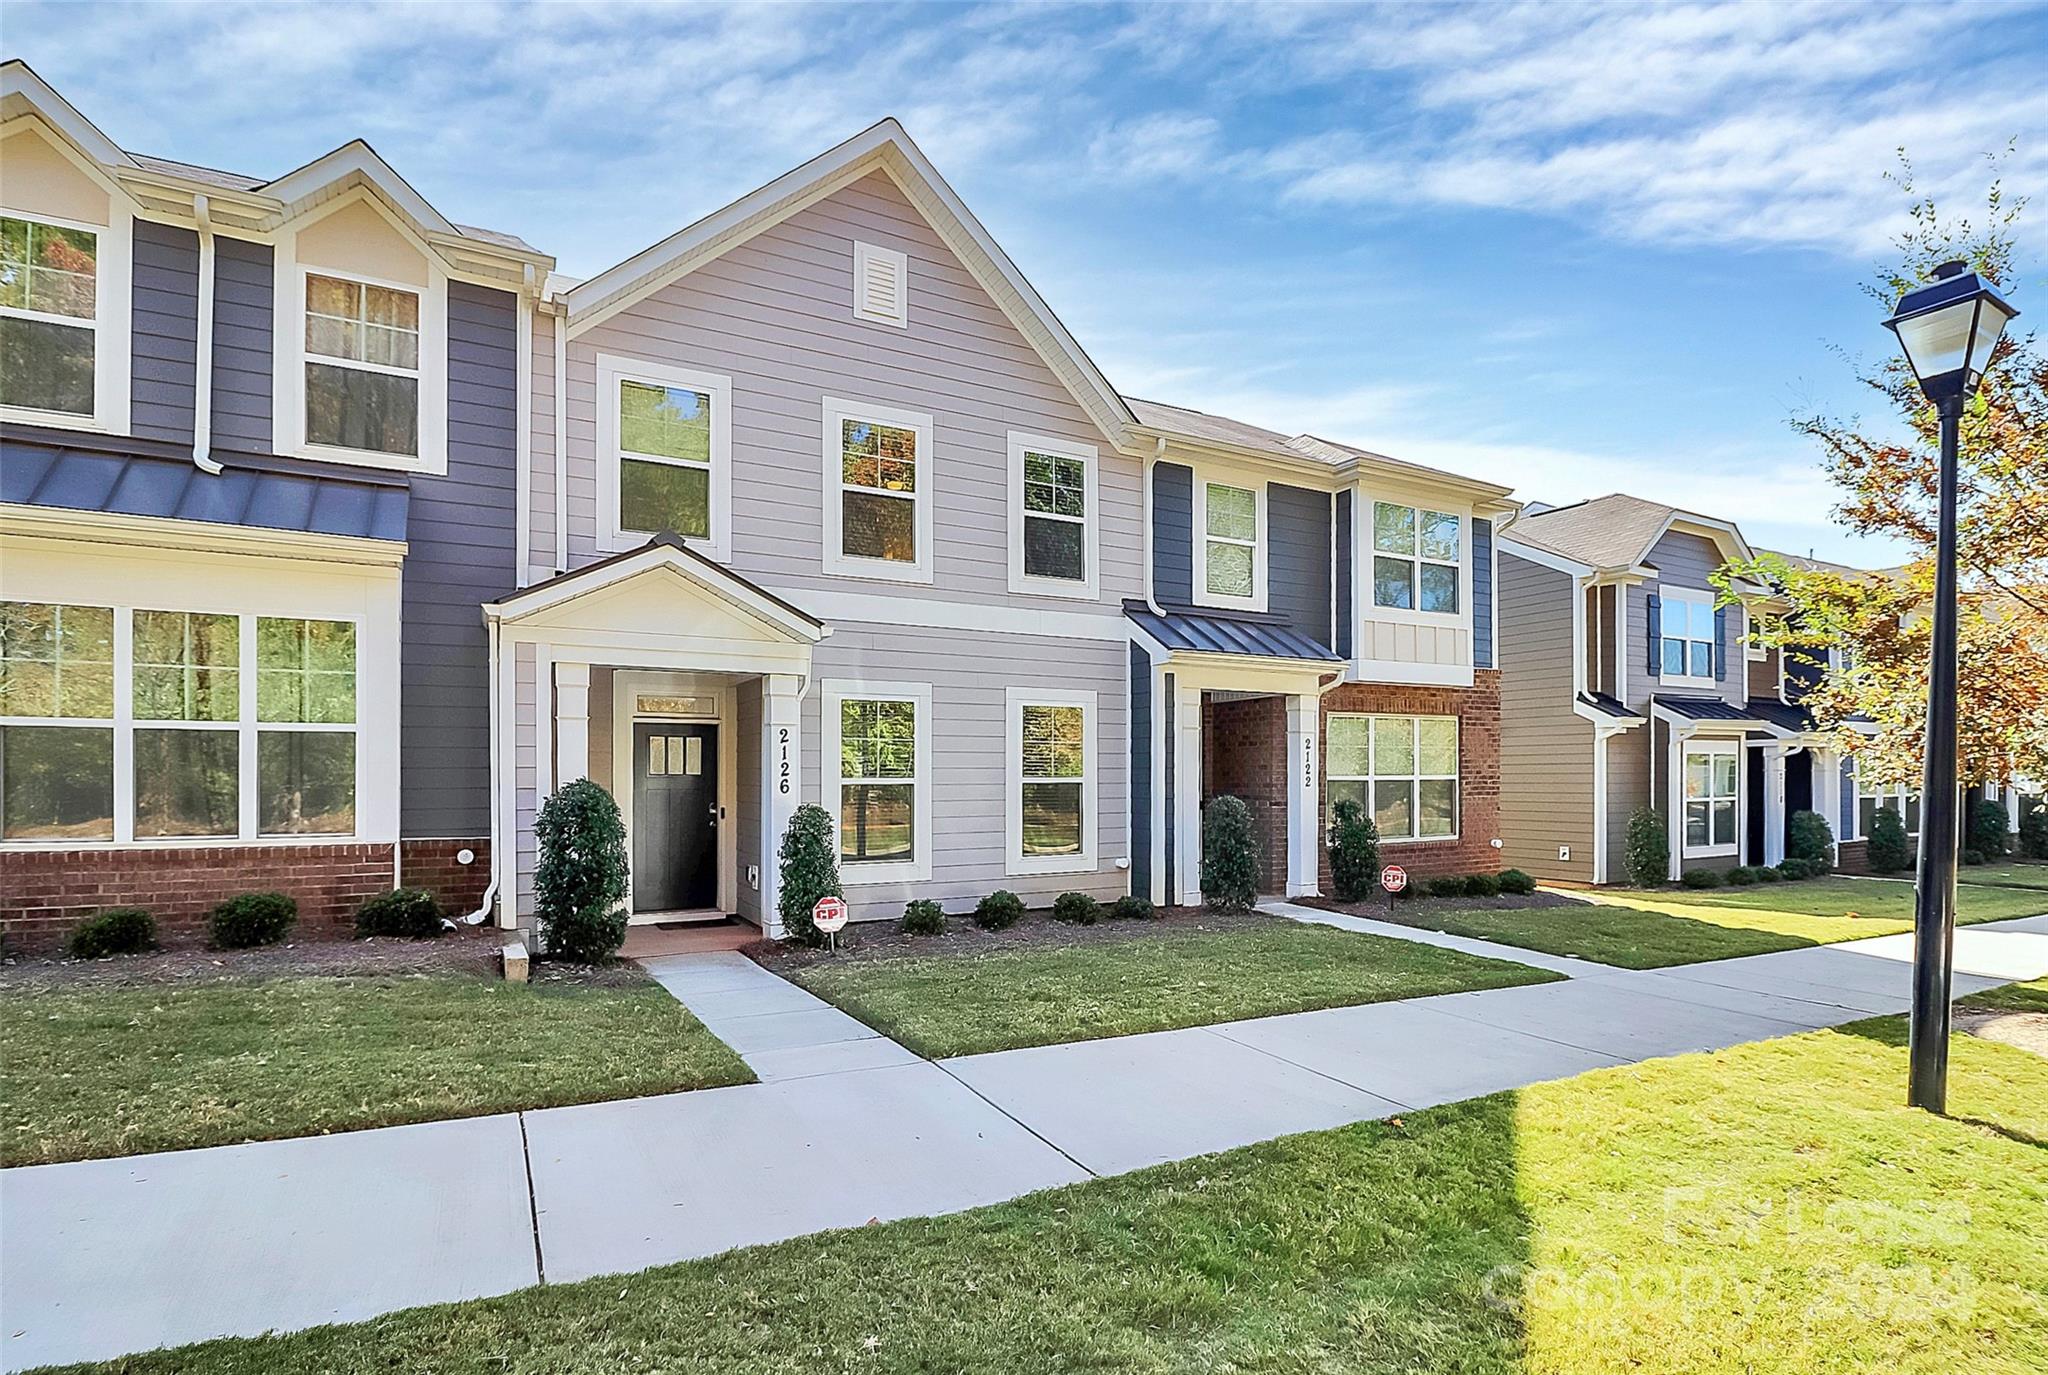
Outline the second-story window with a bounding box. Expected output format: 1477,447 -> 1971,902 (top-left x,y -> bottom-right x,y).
598,356 -> 733,559
304,273 -> 419,457
1008,432 -> 1099,599
0,215 -> 97,418
1202,481 -> 1260,605
1372,502 -> 1460,613
1660,590 -> 1716,680
822,398 -> 933,583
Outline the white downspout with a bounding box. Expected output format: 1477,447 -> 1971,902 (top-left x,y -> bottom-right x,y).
553,305 -> 568,573
460,614 -> 502,925
191,195 -> 223,474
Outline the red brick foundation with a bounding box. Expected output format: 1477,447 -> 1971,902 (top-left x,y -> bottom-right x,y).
1318,671 -> 1503,889
1203,695 -> 1289,892
1,838 -> 491,953
1834,839 -> 1870,876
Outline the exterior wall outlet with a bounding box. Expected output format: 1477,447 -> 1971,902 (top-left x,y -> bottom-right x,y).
746,864 -> 760,889
1558,845 -> 1571,861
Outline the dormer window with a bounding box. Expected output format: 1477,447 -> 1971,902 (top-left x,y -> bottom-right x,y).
0,215 -> 97,418
1372,502 -> 1461,613
304,273 -> 419,457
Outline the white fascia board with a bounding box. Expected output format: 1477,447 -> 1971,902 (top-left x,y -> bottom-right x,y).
1,61 -> 135,168
261,140 -> 455,237
488,546 -> 827,644
1497,538 -> 1597,579
1658,513 -> 1756,569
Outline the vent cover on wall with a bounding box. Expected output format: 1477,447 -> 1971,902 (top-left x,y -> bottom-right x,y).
853,240 -> 908,327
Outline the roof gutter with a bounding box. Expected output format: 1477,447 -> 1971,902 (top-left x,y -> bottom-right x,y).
190,194 -> 223,475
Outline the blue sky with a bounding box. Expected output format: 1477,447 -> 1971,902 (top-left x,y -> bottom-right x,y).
14,1 -> 2046,563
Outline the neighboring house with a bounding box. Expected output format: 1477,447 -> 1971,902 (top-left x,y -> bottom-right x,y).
0,63 -> 551,946
1496,494 -> 1861,883
0,66 -> 1515,949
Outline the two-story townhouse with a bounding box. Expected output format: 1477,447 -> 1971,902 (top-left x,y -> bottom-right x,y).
0,63 -> 551,947
1496,494 -> 1863,884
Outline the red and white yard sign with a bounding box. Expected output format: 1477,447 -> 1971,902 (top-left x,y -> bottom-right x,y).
812,895 -> 849,934
1380,864 -> 1408,894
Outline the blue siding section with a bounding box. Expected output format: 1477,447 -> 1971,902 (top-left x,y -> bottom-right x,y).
400,281 -> 518,837
1268,482 -> 1331,643
131,220 -> 198,444
1129,643 -> 1151,898
1472,516 -> 1494,669
1334,490 -> 1353,657
1152,462 -> 1194,610
211,236 -> 273,455
1840,756 -> 1856,836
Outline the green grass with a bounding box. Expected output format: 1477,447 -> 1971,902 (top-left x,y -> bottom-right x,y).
47,1008 -> 2048,1373
0,974 -> 753,1166
1376,876 -> 2047,969
784,922 -> 1558,1057
1961,976 -> 2048,1015
1960,860 -> 2048,891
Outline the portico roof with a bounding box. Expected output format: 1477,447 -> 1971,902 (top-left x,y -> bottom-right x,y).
485,533 -> 828,644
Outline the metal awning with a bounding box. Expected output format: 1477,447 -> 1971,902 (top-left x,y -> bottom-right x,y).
1124,600 -> 1341,663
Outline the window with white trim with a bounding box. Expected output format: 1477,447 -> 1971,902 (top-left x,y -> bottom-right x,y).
1857,779 -> 1920,841
1660,590 -> 1716,682
1008,432 -> 1098,598
1372,502 -> 1461,613
0,214 -> 97,418
822,399 -> 932,582
0,601 -> 358,843
1682,741 -> 1739,856
599,356 -> 733,558
1325,714 -> 1458,841
824,681 -> 931,883
1199,479 -> 1261,606
304,272 -> 419,457
1006,688 -> 1096,874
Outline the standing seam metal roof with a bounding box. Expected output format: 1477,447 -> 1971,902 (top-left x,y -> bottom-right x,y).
1124,601 -> 1341,662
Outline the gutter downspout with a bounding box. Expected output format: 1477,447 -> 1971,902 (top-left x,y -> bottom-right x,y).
190,195 -> 223,475
460,614 -> 502,925
553,303 -> 568,573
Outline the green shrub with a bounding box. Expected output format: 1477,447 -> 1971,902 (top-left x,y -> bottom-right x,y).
776,802 -> 842,947
1109,894 -> 1156,921
1968,798 -> 2010,859
1867,804 -> 1911,874
1497,869 -> 1537,896
1756,865 -> 1784,883
1200,795 -> 1260,913
1726,866 -> 1759,886
69,907 -> 155,959
900,898 -> 947,937
1776,857 -> 1814,880
1624,807 -> 1669,886
1052,891 -> 1101,925
1681,867 -> 1723,889
1327,798 -> 1380,901
211,891 -> 296,949
354,887 -> 443,939
1787,810 -> 1835,870
1962,848 -> 1986,867
1462,873 -> 1501,898
974,890 -> 1025,930
1428,875 -> 1466,899
535,778 -> 629,963
2021,807 -> 2048,860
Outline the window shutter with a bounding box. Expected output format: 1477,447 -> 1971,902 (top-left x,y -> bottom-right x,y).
1645,594 -> 1662,676
1714,606 -> 1729,681
852,241 -> 908,328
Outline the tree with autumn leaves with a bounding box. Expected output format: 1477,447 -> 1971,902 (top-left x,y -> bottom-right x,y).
1728,157 -> 2047,793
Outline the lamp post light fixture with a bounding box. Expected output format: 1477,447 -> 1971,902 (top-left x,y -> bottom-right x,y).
1881,259 -> 2017,1113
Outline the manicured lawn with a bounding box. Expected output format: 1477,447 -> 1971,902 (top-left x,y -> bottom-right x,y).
0,974 -> 753,1166
783,921 -> 1556,1057
1375,876 -> 2047,970
1960,859 -> 2048,891
51,1006 -> 2048,1373
1963,976 -> 2048,1015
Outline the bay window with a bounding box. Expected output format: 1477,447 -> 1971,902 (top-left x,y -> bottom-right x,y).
1326,714 -> 1459,841
1372,501 -> 1461,613
0,214 -> 97,418
304,272 -> 420,457
1682,741 -> 1739,856
1007,688 -> 1096,874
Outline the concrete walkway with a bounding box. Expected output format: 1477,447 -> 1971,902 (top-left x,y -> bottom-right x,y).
6,914 -> 2046,1369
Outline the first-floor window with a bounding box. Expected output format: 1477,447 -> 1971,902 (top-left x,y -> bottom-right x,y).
1857,780 -> 1920,839
1326,714 -> 1459,840
1008,689 -> 1095,873
0,600 -> 359,843
1683,742 -> 1739,855
837,696 -> 917,865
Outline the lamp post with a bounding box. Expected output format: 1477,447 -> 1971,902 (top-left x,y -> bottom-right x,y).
1881,260 -> 2017,1112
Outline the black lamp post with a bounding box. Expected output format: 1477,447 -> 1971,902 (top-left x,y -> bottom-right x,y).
1881,260 -> 2017,1112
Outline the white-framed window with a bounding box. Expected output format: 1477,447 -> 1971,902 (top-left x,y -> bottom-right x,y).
1681,740 -> 1739,857
1005,687 -> 1096,875
851,240 -> 908,328
1325,714 -> 1459,842
821,398 -> 934,583
1371,501 -> 1462,614
821,680 -> 932,884
0,213 -> 97,422
1194,475 -> 1265,611
1007,431 -> 1099,600
302,271 -> 421,459
1660,589 -> 1717,686
597,355 -> 734,561
1,601 -> 359,843
1857,779 -> 1921,841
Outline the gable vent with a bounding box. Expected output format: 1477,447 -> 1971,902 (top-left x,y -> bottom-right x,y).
853,240 -> 908,328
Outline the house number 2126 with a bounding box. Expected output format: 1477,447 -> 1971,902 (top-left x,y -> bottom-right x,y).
777,727 -> 792,795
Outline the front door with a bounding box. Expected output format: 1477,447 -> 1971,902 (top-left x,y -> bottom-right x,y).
632,722 -> 719,913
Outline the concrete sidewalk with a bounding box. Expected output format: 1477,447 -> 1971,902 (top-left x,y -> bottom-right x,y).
5,914 -> 2045,1369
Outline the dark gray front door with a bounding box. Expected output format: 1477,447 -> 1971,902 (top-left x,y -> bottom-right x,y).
632,722 -> 719,913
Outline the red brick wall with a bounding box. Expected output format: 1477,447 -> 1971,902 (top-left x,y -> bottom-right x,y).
1318,670 -> 1503,888
400,838 -> 492,915
1203,696 -> 1288,892
1,843 -> 396,952
1834,839 -> 1870,876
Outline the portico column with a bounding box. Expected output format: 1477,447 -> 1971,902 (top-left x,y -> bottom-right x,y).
555,661 -> 590,787
1286,693 -> 1321,897
1174,681 -> 1203,907
1762,747 -> 1787,867
759,673 -> 803,939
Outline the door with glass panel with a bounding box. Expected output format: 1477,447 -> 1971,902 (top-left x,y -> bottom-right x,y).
632,722 -> 719,914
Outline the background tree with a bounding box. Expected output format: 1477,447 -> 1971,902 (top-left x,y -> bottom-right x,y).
1729,155 -> 2046,792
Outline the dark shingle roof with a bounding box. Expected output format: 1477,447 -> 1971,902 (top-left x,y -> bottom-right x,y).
2,426 -> 408,543
1125,601 -> 1341,662
1746,697 -> 1818,734
1507,494 -> 1679,570
1577,691 -> 1643,721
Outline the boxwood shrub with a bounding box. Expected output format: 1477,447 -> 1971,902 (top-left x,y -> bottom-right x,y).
1052,891 -> 1101,925
1462,873 -> 1501,898
211,891 -> 297,949
1497,869 -> 1537,896
1428,875 -> 1466,899
355,887 -> 443,939
900,898 -> 947,937
974,890 -> 1025,930
1680,867 -> 1724,889
1756,864 -> 1785,883
1109,894 -> 1156,921
1726,865 -> 1760,886
69,907 -> 156,959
